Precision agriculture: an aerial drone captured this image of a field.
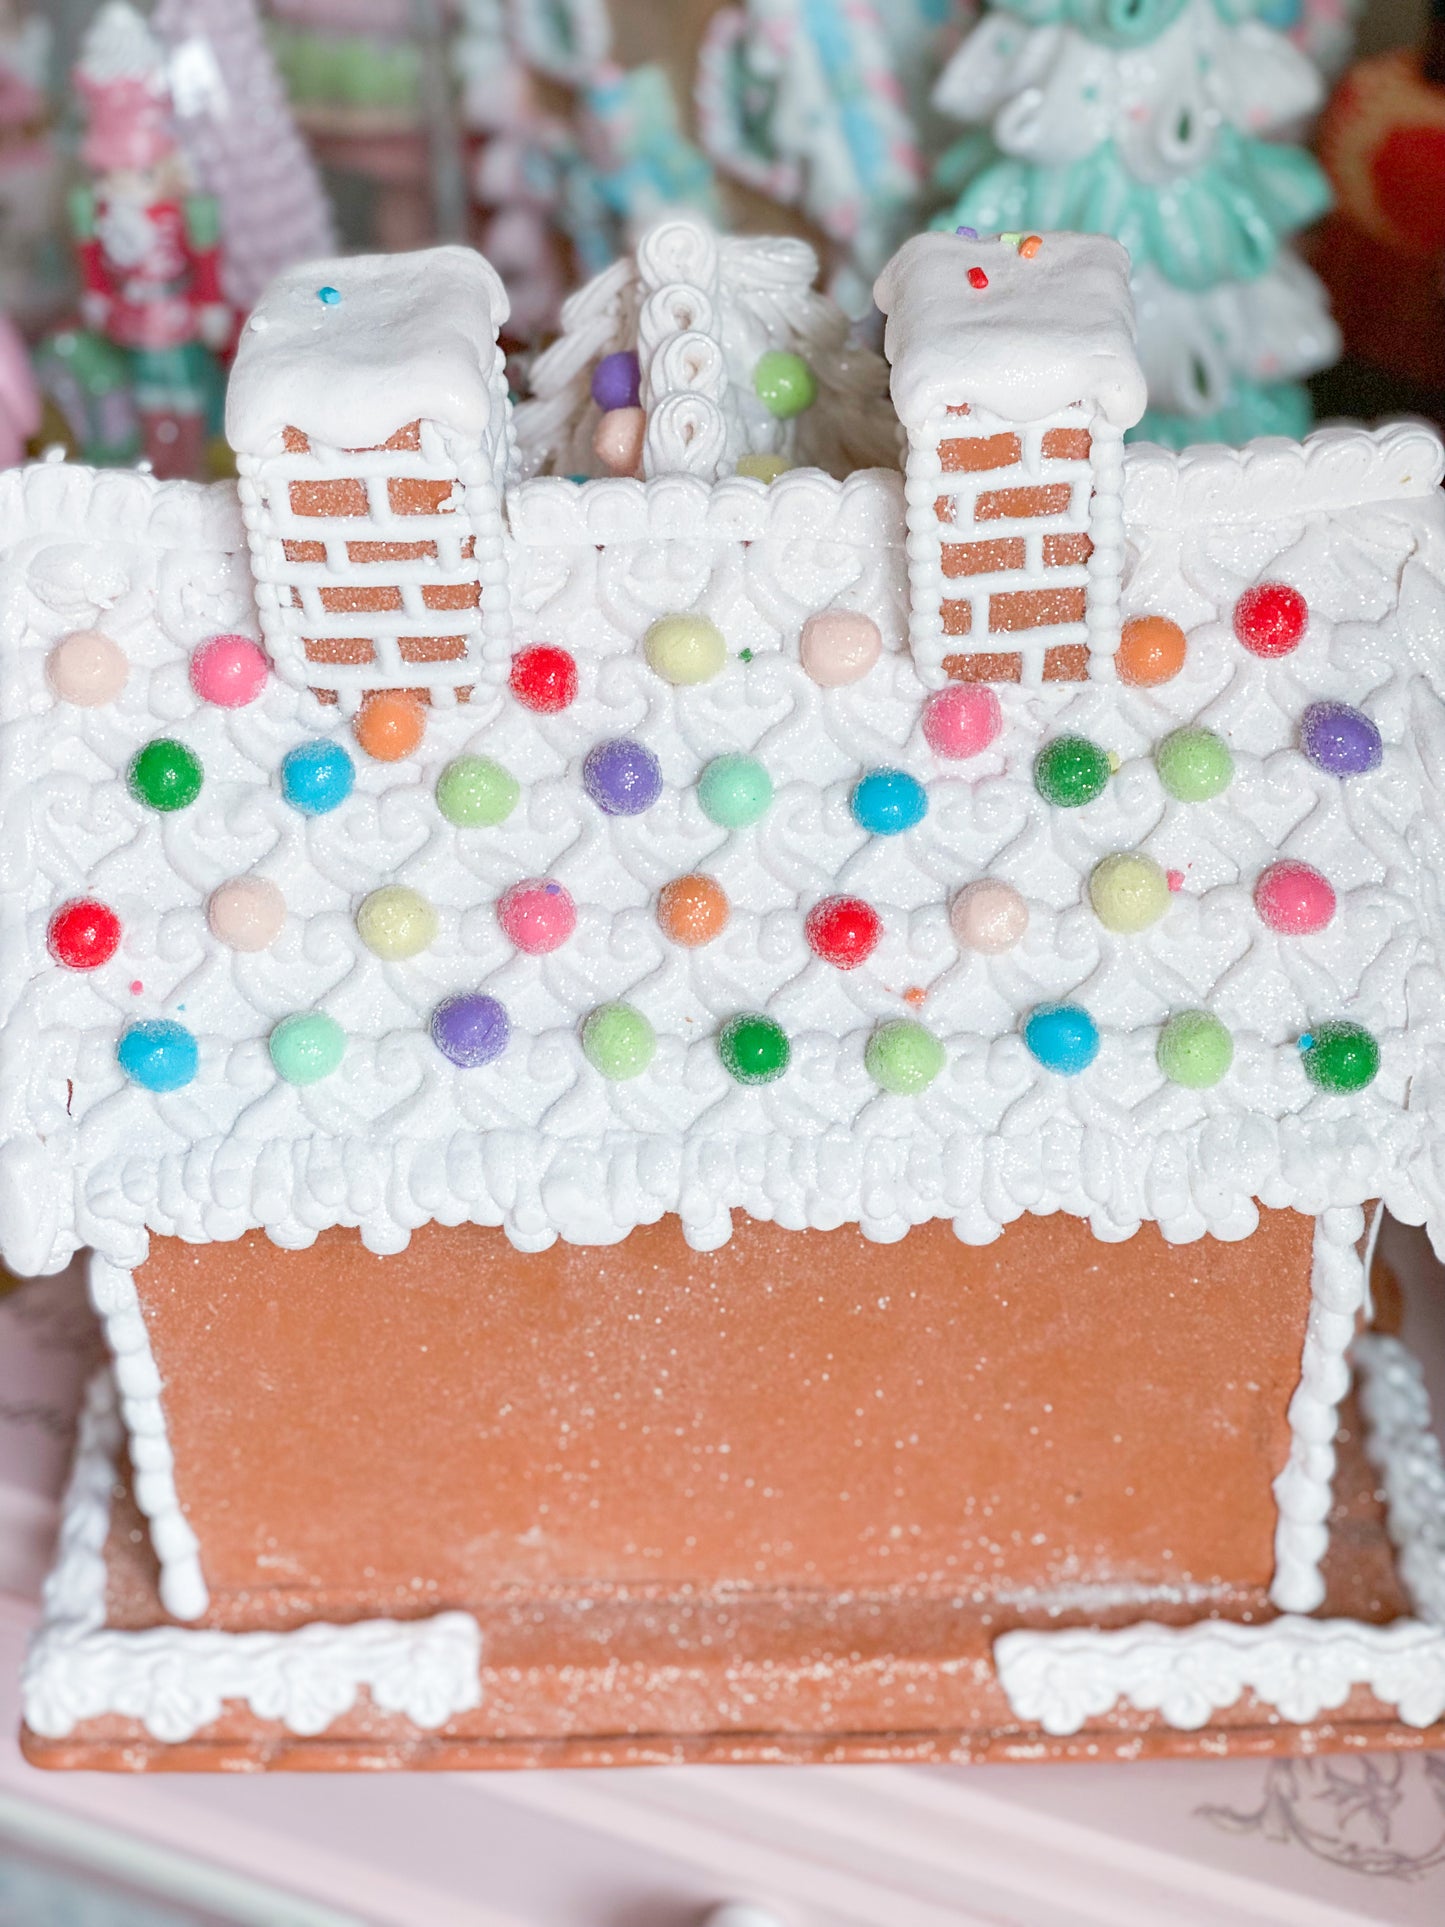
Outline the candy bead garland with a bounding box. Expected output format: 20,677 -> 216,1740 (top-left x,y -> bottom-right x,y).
951,878 -> 1028,953
659,873 -> 729,946
583,738 -> 663,816
718,1012 -> 790,1084
697,753 -> 772,829
431,992 -> 509,1068
270,1011 -> 346,1085
189,634 -> 268,708
1155,727 -> 1232,801
1089,852 -> 1170,934
1024,1003 -> 1100,1075
1299,1020 -> 1379,1093
1157,1010 -> 1233,1088
753,350 -> 816,418
582,1002 -> 656,1080
510,644 -> 577,712
851,768 -> 927,836
1254,859 -> 1336,934
498,878 -> 576,954
129,739 -> 203,813
354,691 -> 426,762
436,755 -> 519,828
866,1019 -> 944,1095
281,739 -> 354,815
1299,701 -> 1382,776
805,895 -> 881,970
356,885 -> 438,960
208,877 -> 285,951
118,1018 -> 198,1092
48,628 -> 128,706
644,613 -> 727,686
800,611 -> 881,687
48,898 -> 121,970
1034,736 -> 1110,808
922,684 -> 1001,760
1116,616 -> 1186,687
1234,582 -> 1307,658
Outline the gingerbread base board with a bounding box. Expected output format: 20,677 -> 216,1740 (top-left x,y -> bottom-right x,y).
23,1334 -> 1445,1772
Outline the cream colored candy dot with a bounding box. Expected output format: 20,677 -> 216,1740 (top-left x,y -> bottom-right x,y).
736,454 -> 789,483
800,611 -> 882,688
644,613 -> 727,686
356,885 -> 438,960
592,405 -> 646,477
47,628 -> 128,706
951,878 -> 1028,954
1089,852 -> 1170,934
207,876 -> 285,952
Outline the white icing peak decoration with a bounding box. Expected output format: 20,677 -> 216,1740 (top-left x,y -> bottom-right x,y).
875,232 -> 1148,432
226,246 -> 510,454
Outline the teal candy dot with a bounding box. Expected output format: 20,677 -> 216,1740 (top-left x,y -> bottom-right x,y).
128,739 -> 202,812
1157,1010 -> 1233,1088
753,350 -> 816,419
698,752 -> 773,829
1155,727 -> 1233,802
581,1001 -> 655,1080
1024,1002 -> 1100,1075
718,1012 -> 790,1085
117,1018 -> 198,1092
865,1019 -> 945,1095
281,739 -> 354,816
1300,1020 -> 1379,1094
270,1011 -> 346,1084
437,754 -> 519,827
1034,736 -> 1111,808
851,768 -> 928,836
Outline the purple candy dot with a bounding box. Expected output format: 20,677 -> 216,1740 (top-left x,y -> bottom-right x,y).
1299,701 -> 1382,777
583,738 -> 663,817
431,993 -> 509,1068
591,349 -> 641,412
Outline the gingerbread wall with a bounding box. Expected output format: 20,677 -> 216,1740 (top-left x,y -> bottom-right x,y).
132,1210 -> 1316,1631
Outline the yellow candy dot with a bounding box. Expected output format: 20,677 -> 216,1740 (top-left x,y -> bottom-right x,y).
356,885 -> 438,959
644,613 -> 727,686
1089,853 -> 1170,935
736,454 -> 789,483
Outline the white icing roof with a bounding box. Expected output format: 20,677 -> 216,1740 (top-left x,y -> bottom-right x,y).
875,232 -> 1148,432
3,428 -> 1445,1274
226,246 -> 510,454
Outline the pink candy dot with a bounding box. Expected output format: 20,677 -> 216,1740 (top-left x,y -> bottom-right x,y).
1254,859 -> 1336,935
922,684 -> 1002,760
498,878 -> 577,954
1166,869 -> 1184,892
189,634 -> 269,708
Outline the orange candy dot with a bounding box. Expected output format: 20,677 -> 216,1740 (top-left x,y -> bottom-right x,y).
354,691 -> 426,762
1117,616 -> 1186,687
658,873 -> 729,947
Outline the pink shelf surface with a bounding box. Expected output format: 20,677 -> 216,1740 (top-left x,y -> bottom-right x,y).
2,1229 -> 1444,1926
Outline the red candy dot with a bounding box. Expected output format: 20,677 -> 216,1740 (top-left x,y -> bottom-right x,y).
1254,859 -> 1336,935
510,645 -> 577,713
1233,583 -> 1307,658
48,898 -> 121,970
967,266 -> 989,290
805,894 -> 882,971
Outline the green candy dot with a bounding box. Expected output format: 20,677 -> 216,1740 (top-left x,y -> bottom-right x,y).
698,752 -> 773,829
1157,1010 -> 1233,1088
718,1012 -> 789,1085
581,1001 -> 655,1080
437,754 -> 519,827
865,1019 -> 945,1095
1034,735 -> 1111,808
1300,1020 -> 1379,1094
1156,727 -> 1233,802
753,350 -> 817,419
269,1011 -> 346,1085
128,738 -> 202,812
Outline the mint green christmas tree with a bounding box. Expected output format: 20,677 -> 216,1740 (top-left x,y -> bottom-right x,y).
931,0 -> 1340,446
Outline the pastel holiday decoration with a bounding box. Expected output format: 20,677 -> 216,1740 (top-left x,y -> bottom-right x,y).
698,754 -> 773,829
1089,852 -> 1171,934
356,886 -> 438,961
280,740 -> 354,817
583,739 -> 663,816
436,757 -> 519,829
1156,727 -> 1233,801
851,768 -> 928,836
1300,700 -> 1382,776
1255,859 -> 1337,935
269,1011 -> 345,1086
866,1019 -> 945,1094
189,635 -> 268,708
1024,1002 -> 1101,1075
207,877 -> 284,952
118,1018 -> 198,1092
581,1002 -> 656,1080
498,879 -> 576,954
805,896 -> 883,970
929,0 -> 1340,447
800,612 -> 882,688
48,630 -> 127,707
354,693 -> 426,763
645,614 -> 727,686
1235,582 -> 1309,657
1117,616 -> 1187,686
1299,1019 -> 1379,1093
48,900 -> 122,972
659,874 -> 730,947
1034,736 -> 1111,808
128,739 -> 202,813
431,992 -> 509,1069
951,878 -> 1029,953
1158,1010 -> 1234,1088
923,685 -> 1002,759
718,1012 -> 790,1085
511,645 -> 578,713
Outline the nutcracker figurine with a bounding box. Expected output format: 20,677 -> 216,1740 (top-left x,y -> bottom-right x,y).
59,2 -> 231,479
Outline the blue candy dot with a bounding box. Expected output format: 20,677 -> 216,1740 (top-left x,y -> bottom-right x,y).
851,768 -> 928,837
281,739 -> 355,815
1024,1003 -> 1100,1076
317,285 -> 341,305
117,1018 -> 198,1092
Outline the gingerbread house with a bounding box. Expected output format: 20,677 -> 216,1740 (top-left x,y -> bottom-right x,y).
10,224 -> 1445,1769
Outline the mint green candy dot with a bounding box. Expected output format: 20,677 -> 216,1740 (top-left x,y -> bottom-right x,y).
697,752 -> 772,829
581,1001 -> 655,1080
865,1019 -> 945,1095
753,350 -> 816,419
1157,1010 -> 1233,1088
270,1011 -> 346,1085
1155,727 -> 1233,802
436,754 -> 519,827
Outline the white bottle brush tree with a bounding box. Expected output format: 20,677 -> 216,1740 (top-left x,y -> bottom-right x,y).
931,0 -> 1340,446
